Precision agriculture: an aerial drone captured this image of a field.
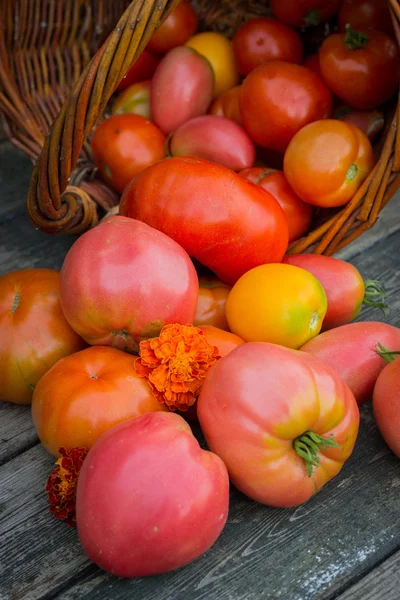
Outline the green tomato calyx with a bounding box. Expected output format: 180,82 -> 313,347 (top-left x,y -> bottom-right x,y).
344,24 -> 369,50
363,280 -> 388,316
304,9 -> 320,27
346,163 -> 358,181
375,343 -> 400,364
293,431 -> 339,477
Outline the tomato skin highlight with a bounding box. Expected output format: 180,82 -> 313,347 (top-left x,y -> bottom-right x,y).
373,359 -> 400,458
76,412 -> 229,577
0,269 -> 86,405
282,254 -> 365,330
240,61 -> 332,153
120,156 -> 289,285
301,322 -> 400,405
198,342 -> 359,508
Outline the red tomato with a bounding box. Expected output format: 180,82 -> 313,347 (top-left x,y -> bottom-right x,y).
270,0 -> 341,28
373,358 -> 400,457
170,115 -> 256,171
304,53 -> 323,78
194,277 -> 231,330
148,1 -> 198,53
338,0 -> 394,38
198,342 -> 359,507
209,85 -> 243,126
91,114 -> 166,194
0,269 -> 86,405
120,157 -> 289,285
76,412 -> 229,576
301,322 -> 400,405
320,28 -> 400,110
239,168 -> 312,242
31,346 -> 167,456
240,61 -> 332,153
338,108 -> 385,143
116,49 -> 160,91
59,216 -> 198,353
151,46 -> 214,135
232,18 -> 303,76
284,119 -> 374,208
200,325 -> 245,357
112,81 -> 151,119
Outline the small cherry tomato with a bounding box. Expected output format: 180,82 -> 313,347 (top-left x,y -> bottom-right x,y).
148,1 -> 198,53
170,115 -> 256,171
320,27 -> 400,110
91,114 -> 166,193
284,119 -> 374,207
232,17 -> 303,76
373,357 -> 400,458
209,85 -> 243,126
239,168 -> 312,242
194,276 -> 231,331
226,263 -> 327,349
240,61 -> 332,153
185,32 -> 239,97
112,81 -> 151,119
270,0 -> 341,28
338,0 -> 394,38
116,49 -> 160,91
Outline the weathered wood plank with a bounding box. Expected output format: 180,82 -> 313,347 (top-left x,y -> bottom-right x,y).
0,404 -> 38,467
335,550 -> 400,600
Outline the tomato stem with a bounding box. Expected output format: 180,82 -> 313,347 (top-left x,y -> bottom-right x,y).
344,24 -> 369,50
254,169 -> 276,186
304,9 -> 320,26
346,164 -> 358,181
293,431 -> 339,477
363,280 -> 388,316
375,343 -> 400,363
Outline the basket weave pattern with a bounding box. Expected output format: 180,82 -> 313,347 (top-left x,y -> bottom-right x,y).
0,0 -> 400,254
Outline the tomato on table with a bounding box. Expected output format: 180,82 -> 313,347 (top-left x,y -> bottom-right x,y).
320,27 -> 400,110
147,0 -> 198,53
270,0 -> 341,28
209,85 -> 243,126
198,342 -> 359,507
239,167 -> 312,242
0,269 -> 86,405
373,355 -> 400,458
232,18 -> 303,76
91,114 -> 166,193
194,276 -> 231,330
338,0 -> 394,38
284,119 -> 374,207
116,49 -> 160,91
240,61 -> 332,153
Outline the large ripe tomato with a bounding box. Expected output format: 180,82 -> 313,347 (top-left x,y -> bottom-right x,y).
319,28 -> 400,110
301,322 -> 400,405
284,119 -> 374,207
239,168 -> 312,242
32,346 -> 167,457
338,0 -> 394,38
147,1 -> 198,53
232,18 -> 303,76
76,412 -> 229,576
194,276 -> 231,331
91,114 -> 166,194
270,0 -> 341,28
116,49 -> 160,91
0,269 -> 85,405
240,61 -> 332,153
120,157 -> 289,285
225,263 -> 327,349
112,81 -> 151,119
59,216 -> 198,352
198,343 -> 359,507
209,85 -> 243,126
373,358 -> 400,458
185,32 -> 239,97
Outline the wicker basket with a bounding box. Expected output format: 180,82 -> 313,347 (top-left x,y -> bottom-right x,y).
0,0 -> 399,255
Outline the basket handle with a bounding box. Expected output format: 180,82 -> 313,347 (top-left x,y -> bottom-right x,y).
26,0 -> 181,234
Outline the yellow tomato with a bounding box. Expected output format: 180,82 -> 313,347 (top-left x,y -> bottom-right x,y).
225,263 -> 327,349
185,32 -> 239,97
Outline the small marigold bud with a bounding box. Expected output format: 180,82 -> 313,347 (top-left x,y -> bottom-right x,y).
46,447 -> 88,527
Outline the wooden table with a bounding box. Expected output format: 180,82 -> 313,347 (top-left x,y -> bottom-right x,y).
1,140 -> 400,600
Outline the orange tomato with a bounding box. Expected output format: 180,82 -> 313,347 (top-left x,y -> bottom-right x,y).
200,325 -> 245,357
194,276 -> 231,330
32,346 -> 167,456
185,32 -> 239,97
0,269 -> 86,405
226,263 -> 327,349
284,119 -> 374,208
209,86 -> 243,126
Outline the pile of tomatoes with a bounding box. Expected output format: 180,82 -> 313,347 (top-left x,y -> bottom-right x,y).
1,0 -> 400,582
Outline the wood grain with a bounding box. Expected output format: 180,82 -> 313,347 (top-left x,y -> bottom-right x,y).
335,550 -> 400,600
0,404 -> 38,467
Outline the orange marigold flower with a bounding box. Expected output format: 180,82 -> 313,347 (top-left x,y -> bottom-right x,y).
46,447 -> 88,527
135,323 -> 221,411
